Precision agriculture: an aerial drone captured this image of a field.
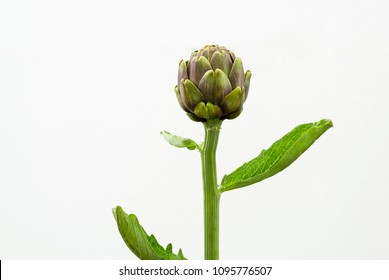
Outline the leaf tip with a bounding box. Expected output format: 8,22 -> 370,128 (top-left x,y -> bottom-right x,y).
112,205 -> 124,221
165,243 -> 173,253
316,118 -> 333,128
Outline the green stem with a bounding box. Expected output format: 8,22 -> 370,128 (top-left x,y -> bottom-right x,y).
201,119 -> 222,260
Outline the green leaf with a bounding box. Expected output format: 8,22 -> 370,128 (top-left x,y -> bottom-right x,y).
161,131 -> 199,150
219,119 -> 333,192
113,206 -> 186,260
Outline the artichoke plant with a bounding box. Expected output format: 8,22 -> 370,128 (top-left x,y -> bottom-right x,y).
175,45 -> 252,122
114,44 -> 333,261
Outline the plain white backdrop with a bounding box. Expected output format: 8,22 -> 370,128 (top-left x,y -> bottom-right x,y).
1,0 -> 388,259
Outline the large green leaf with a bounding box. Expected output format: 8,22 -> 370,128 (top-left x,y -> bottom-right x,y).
113,206 -> 186,260
219,119 -> 333,192
161,131 -> 199,151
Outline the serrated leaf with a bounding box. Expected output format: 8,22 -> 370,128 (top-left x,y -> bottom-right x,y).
161,131 -> 199,150
219,119 -> 333,192
113,206 -> 187,260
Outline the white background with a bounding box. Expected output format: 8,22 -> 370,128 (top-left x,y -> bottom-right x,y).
0,0 -> 388,259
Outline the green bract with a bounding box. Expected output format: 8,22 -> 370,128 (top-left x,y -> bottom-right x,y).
175,45 -> 252,122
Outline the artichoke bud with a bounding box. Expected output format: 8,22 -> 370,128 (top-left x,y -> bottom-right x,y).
175,45 -> 251,122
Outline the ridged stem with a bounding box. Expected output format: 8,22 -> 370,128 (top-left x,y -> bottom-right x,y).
201,119 -> 222,260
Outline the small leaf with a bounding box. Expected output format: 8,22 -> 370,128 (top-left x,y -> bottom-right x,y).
113,206 -> 187,260
161,131 -> 199,150
219,119 -> 333,192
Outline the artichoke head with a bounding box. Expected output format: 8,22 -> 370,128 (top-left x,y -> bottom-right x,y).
175,45 -> 251,122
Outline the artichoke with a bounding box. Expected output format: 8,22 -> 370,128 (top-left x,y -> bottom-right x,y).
175,45 -> 252,122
